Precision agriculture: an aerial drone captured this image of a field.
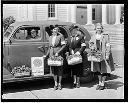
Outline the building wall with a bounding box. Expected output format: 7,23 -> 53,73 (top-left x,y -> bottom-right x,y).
3,4 -> 18,20
3,4 -> 123,25
34,4 -> 48,21
57,4 -> 68,22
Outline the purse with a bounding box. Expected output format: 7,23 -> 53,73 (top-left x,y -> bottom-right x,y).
47,56 -> 63,66
67,54 -> 82,65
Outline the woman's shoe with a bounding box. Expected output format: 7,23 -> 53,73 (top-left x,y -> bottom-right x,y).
54,85 -> 58,90
99,86 -> 105,90
73,83 -> 76,88
58,85 -> 62,90
76,83 -> 80,88
96,85 -> 101,90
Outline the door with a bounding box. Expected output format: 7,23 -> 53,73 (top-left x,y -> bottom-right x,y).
76,6 -> 87,25
8,25 -> 50,75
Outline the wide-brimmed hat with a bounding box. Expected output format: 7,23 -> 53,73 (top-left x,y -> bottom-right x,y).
50,24 -> 60,32
31,29 -> 37,32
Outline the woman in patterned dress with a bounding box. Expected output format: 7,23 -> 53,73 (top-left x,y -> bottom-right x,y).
89,23 -> 115,90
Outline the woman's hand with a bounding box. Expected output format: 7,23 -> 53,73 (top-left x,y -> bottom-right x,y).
75,51 -> 80,55
71,50 -> 74,55
43,55 -> 46,58
55,53 -> 59,57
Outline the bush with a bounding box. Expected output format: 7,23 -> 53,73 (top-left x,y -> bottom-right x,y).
3,16 -> 16,33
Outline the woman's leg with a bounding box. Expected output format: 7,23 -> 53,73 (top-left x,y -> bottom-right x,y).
96,74 -> 102,90
98,74 -> 102,85
58,76 -> 62,85
76,76 -> 80,88
73,75 -> 77,84
58,66 -> 63,90
53,75 -> 58,86
101,75 -> 106,87
58,76 -> 62,90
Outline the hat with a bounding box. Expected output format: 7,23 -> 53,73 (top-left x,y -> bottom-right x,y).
49,25 -> 55,30
31,29 -> 37,32
94,23 -> 103,30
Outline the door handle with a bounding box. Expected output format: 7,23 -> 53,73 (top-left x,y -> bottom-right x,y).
38,46 -> 45,53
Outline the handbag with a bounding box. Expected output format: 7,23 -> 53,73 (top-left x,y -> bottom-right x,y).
87,51 -> 103,62
67,54 -> 82,65
47,56 -> 63,66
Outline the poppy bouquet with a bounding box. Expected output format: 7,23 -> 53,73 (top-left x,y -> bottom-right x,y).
67,54 -> 82,65
87,50 -> 103,62
48,56 -> 63,66
11,65 -> 31,78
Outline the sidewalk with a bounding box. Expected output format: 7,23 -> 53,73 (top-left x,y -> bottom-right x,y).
2,65 -> 124,99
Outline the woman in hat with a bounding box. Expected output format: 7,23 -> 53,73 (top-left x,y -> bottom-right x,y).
67,26 -> 86,88
26,29 -> 39,39
89,23 -> 115,90
45,25 -> 66,90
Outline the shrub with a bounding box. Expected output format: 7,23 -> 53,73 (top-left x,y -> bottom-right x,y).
3,16 -> 16,33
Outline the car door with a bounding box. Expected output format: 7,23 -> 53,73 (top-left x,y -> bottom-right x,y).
8,25 -> 50,75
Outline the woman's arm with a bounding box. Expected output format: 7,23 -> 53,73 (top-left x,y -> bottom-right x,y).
105,34 -> 111,59
79,35 -> 86,54
57,34 -> 67,55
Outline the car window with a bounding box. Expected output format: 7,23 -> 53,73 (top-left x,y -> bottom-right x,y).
13,27 -> 41,41
45,32 -> 49,42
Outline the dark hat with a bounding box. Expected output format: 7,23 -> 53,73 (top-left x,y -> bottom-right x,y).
70,24 -> 79,30
49,25 -> 55,30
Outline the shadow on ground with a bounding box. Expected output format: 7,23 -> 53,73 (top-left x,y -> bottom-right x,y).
2,73 -> 123,94
105,81 -> 124,90
106,74 -> 122,81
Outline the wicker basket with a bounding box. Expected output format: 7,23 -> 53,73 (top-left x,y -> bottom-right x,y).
87,52 -> 103,62
48,56 -> 63,66
67,54 -> 82,65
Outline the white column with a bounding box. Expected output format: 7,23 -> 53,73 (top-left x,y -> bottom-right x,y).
70,4 -> 76,23
86,4 -> 92,25
102,4 -> 107,25
115,4 -> 121,24
28,4 -> 34,21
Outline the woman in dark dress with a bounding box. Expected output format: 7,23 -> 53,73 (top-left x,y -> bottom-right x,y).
67,26 -> 86,88
45,25 -> 66,90
89,23 -> 115,90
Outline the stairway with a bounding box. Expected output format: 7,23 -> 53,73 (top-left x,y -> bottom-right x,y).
83,24 -> 124,46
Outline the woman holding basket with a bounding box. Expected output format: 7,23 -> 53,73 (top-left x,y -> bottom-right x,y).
88,23 -> 114,90
66,26 -> 86,88
45,25 -> 66,90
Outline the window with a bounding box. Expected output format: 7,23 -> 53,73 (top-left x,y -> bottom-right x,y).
92,8 -> 95,20
13,27 -> 41,41
48,4 -> 56,19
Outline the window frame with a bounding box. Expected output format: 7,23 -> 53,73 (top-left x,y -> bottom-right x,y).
47,4 -> 57,20
12,26 -> 42,41
92,8 -> 95,21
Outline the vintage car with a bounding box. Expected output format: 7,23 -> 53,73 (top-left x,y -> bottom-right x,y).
3,20 -> 93,83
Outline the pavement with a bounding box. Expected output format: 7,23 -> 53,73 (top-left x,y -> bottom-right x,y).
2,65 -> 124,99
